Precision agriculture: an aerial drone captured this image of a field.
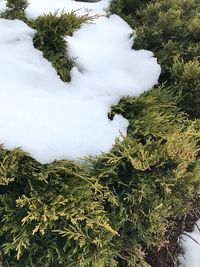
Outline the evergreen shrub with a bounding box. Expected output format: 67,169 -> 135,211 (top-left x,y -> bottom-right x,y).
32,11 -> 93,82
1,90 -> 198,266
1,0 -> 93,82
109,0 -> 200,118
1,0 -> 28,21
0,147 -> 119,267
92,88 -> 200,265
0,0 -> 200,266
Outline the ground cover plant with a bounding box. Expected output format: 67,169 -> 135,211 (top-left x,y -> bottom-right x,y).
0,147 -> 119,267
32,11 -> 93,82
1,0 -> 28,21
0,0 -> 200,266
1,0 -> 93,82
109,0 -> 200,265
0,1 -> 160,163
110,0 -> 200,118
96,88 -> 200,266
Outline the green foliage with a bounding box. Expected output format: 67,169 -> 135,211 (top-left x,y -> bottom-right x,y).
1,91 -> 198,266
32,11 -> 93,82
93,88 -> 200,264
171,57 -> 200,117
109,0 -> 200,118
109,0 -> 150,25
1,0 -> 28,21
0,147 -> 119,266
1,1 -> 200,266
1,1 -> 93,82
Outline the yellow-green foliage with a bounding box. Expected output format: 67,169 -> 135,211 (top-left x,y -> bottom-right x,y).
32,11 -> 93,82
0,0 -> 200,266
171,58 -> 200,117
1,1 -> 93,82
0,148 -> 119,266
1,0 -> 28,21
1,90 -> 199,266
93,89 -> 200,264
110,0 -> 200,118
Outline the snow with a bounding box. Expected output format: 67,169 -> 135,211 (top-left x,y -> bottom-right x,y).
0,1 -> 161,163
0,0 -> 109,18
26,0 -> 109,18
178,220 -> 200,267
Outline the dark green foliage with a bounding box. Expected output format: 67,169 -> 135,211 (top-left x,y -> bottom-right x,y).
32,11 -> 93,82
1,0 -> 28,21
109,0 -> 200,118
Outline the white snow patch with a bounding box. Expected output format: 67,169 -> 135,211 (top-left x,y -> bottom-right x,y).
0,0 -> 109,18
0,3 -> 160,163
178,220 -> 200,267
